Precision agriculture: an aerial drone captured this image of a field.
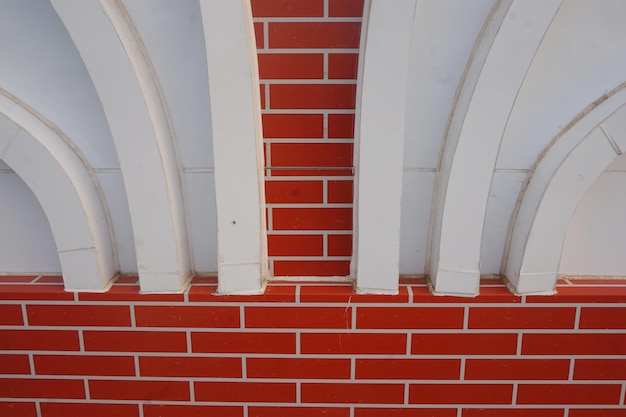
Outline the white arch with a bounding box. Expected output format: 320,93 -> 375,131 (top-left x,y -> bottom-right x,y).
200,0 -> 267,294
0,90 -> 116,291
429,0 -> 562,296
505,87 -> 626,294
352,0 -> 416,294
51,0 -> 191,292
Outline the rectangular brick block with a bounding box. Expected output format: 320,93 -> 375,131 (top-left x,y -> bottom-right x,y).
0,304 -> 23,325
0,378 -> 85,399
273,207 -> 352,230
301,333 -> 406,354
254,22 -> 264,49
247,358 -> 351,379
329,0 -> 365,17
328,114 -> 355,138
269,22 -> 361,48
195,381 -> 296,403
0,285 -> 74,301
134,306 -> 239,328
0,354 -> 30,374
465,359 -> 570,380
78,286 -> 184,302
409,384 -> 513,405
144,405 -> 242,417
468,307 -> 575,329
327,180 -> 353,203
268,234 -> 324,256
258,54 -> 323,80
90,380 -> 189,401
270,84 -> 357,109
40,403 -> 140,417
245,306 -> 351,329
327,234 -> 352,256
300,284 -> 410,303
569,410 -> 626,417
574,359 -> 626,380
265,180 -> 324,204
302,383 -> 404,404
357,307 -> 464,329
356,359 -> 460,380
0,402 -> 37,417
139,356 -> 241,378
411,334 -> 518,355
579,307 -> 626,329
26,305 -> 131,327
34,355 -> 135,376
251,0 -> 324,17
188,285 -> 296,303
517,383 -> 622,404
273,260 -> 351,276
262,114 -> 324,138
192,332 -> 296,354
250,407 -> 350,417
521,334 -> 626,355
270,143 -> 353,168
526,286 -> 626,303
328,53 -> 359,79
355,409 -> 456,417
0,330 -> 79,351
83,330 -> 187,353
462,409 -> 565,417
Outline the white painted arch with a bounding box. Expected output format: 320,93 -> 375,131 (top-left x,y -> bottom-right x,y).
429,0 -> 563,296
505,86 -> 626,294
0,90 -> 116,291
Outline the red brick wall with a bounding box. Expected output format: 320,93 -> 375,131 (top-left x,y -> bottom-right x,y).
252,0 -> 364,277
1,275 -> 626,416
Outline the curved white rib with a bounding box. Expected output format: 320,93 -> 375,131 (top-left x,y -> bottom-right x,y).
52,0 -> 191,292
200,0 -> 267,294
0,90 -> 116,291
429,0 -> 562,296
352,0 -> 417,294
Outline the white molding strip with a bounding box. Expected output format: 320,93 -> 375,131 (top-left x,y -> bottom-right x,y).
200,0 -> 267,294
429,0 -> 562,296
352,0 -> 417,294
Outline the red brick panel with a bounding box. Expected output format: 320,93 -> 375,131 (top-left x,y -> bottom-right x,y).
262,114 -> 324,138
0,402 -> 37,417
258,54 -> 324,80
273,207 -> 352,230
327,180 -> 353,203
579,307 -> 626,328
0,354 -> 30,374
411,334 -> 518,355
0,330 -> 79,351
327,234 -> 352,256
268,235 -> 324,256
0,285 -> 73,301
355,359 -> 461,380
569,410 -> 626,417
26,305 -> 131,327
0,378 -> 85,399
251,407 -> 351,417
245,306 -> 352,329
301,382 -> 404,404
0,304 -> 23,325
468,307 -> 576,329
328,54 -> 359,79
34,355 -> 135,376
134,306 -> 240,328
191,332 -> 296,354
138,356 -> 242,378
195,381 -> 296,403
251,0 -> 324,17
409,384 -> 513,405
83,330 -> 187,353
329,0 -> 365,17
254,22 -> 264,49
247,358 -> 351,379
270,143 -> 353,168
301,333 -> 407,354
516,383 -> 622,404
328,114 -> 355,138
357,307 -> 464,329
273,260 -> 351,276
574,359 -> 626,380
268,22 -> 361,48
521,334 -> 626,355
355,409 -> 457,417
90,380 -> 189,401
270,84 -> 357,109
40,403 -> 140,417
462,409 -> 565,417
143,405 -> 243,417
265,181 -> 324,204
464,359 -> 570,380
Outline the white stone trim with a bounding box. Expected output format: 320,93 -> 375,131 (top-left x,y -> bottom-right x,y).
352,0 -> 416,294
200,0 -> 267,294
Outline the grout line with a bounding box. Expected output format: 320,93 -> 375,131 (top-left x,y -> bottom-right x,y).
457,407 -> 462,417
29,353 -> 35,376
21,304 -> 28,326
460,357 -> 466,381
351,302 -> 356,330
189,380 -> 195,402
574,306 -> 581,330
511,382 -> 518,405
463,306 -> 469,330
243,405 -> 249,417
134,355 -> 140,377
84,378 -> 90,400
404,382 -> 409,405
241,357 -> 247,379
129,304 -> 136,327
138,402 -> 144,417
240,305 -> 246,329
568,358 -> 575,381
516,333 -> 522,356
263,21 -> 268,49
186,330 -> 192,354
296,381 -> 301,404
35,401 -> 42,417
264,84 -> 270,110
406,332 -> 412,355
78,330 -> 85,352
350,357 -> 356,380
621,382 -> 626,405
324,0 -> 329,17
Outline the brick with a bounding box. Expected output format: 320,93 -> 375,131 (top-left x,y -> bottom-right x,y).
274,260 -> 351,276
328,234 -> 352,256
329,0 -> 365,17
0,285 -> 73,301
411,334 -> 518,355
0,354 -> 30,374
246,306 -> 351,329
300,284 -> 410,303
258,54 -> 323,80
188,285 -> 296,302
254,22 -> 264,49
574,359 -> 626,380
0,378 -> 84,399
526,285 -> 626,303
139,356 -> 241,378
26,305 -> 131,327
78,286 -> 184,302
517,383 -> 622,404
40,403 -> 139,417
0,276 -> 36,282
522,334 -> 626,355
270,143 -> 353,168
34,355 -> 135,376
270,168 -> 353,177
262,114 -> 323,138
192,332 -> 296,354
579,307 -> 626,328
114,276 -> 138,284
412,286 -> 521,303
268,234 -> 324,256
463,409 -> 564,417
273,207 -> 352,230
465,359 -> 570,380
269,22 -> 361,48
134,306 -> 239,328
144,405 -> 242,417
356,409 -> 456,417
409,384 -> 513,404
195,381 -> 296,402
90,380 -> 189,401
250,407 -> 350,417
260,84 -> 266,107
569,410 -> 626,417
83,330 -> 187,353
328,114 -> 355,138
247,358 -> 351,379
301,333 -> 406,354
328,180 -> 353,203
328,53 -> 359,79
0,305 -> 23,325
0,330 -> 79,351
265,180 -> 324,203
357,307 -> 464,329
302,383 -> 404,404
0,402 -> 37,417
356,359 -> 460,380
270,84 -> 357,109
468,307 -> 575,329
251,0 -> 324,17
